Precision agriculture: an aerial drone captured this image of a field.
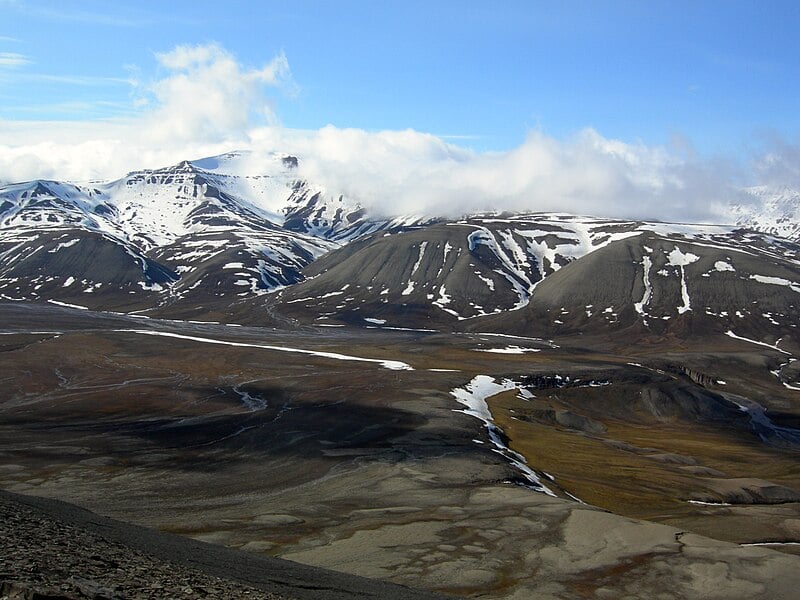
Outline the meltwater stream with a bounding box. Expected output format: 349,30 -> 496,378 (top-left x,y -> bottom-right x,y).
722,392 -> 800,447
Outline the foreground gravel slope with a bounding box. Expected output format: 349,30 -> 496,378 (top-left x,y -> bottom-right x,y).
0,489 -> 451,600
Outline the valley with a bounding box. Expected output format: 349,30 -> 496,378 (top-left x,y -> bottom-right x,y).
1,152 -> 799,598
2,301 -> 800,598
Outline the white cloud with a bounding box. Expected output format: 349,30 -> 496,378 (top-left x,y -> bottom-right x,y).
139,43 -> 291,145
0,42 -> 785,224
751,135 -> 800,189
0,52 -> 30,67
270,125 -> 740,223
0,43 -> 292,181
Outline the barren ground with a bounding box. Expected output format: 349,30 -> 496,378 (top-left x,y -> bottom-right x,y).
2,303 -> 800,598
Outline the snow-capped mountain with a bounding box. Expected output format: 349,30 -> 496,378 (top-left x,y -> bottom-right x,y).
0,151 -> 436,313
0,156 -> 339,312
732,186 -> 800,242
189,151 -> 431,241
1,150 -> 798,335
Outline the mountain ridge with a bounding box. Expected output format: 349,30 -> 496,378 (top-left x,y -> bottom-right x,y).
1,152 -> 798,343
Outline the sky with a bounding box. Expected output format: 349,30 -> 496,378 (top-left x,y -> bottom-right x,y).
0,0 -> 799,221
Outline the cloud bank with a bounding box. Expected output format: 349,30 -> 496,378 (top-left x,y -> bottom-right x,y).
284,126 -> 746,222
0,43 -> 790,223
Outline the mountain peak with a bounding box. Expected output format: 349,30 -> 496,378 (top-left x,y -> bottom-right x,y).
733,185 -> 800,241
2,153 -> 799,321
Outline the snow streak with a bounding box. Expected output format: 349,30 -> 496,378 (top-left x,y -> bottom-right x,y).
116,329 -> 414,370
450,375 -> 555,496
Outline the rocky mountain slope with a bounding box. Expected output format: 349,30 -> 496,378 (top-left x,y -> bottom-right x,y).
0,489 -> 445,600
475,224 -> 800,342
1,151 -> 798,337
273,214 -> 800,353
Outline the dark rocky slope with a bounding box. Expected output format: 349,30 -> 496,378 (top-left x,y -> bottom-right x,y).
0,489 -> 450,600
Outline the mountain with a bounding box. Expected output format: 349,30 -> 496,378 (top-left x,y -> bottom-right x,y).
0,179 -> 177,310
271,213 -> 800,349
1,151 -> 798,332
0,151 -> 440,315
273,214 -> 645,325
474,225 -> 800,346
732,186 -> 800,242
0,156 -> 338,313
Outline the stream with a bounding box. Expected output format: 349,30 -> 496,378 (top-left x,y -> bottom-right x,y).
721,392 -> 800,447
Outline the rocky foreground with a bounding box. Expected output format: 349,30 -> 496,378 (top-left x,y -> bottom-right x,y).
0,490 -> 448,600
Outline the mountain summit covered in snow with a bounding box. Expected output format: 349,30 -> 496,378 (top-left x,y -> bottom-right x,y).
1,151 -> 798,346
730,185 -> 800,242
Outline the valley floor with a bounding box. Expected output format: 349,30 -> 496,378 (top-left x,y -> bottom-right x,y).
2,302 -> 800,598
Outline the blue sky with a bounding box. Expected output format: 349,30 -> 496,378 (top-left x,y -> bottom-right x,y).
0,1 -> 798,222
1,0 -> 798,155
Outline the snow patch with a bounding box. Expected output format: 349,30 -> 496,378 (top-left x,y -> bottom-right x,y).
450,375 -> 555,495
668,246 -> 699,314
475,346 -> 542,354
634,255 -> 652,319
410,241 -> 427,275
725,330 -> 791,355
116,329 -> 414,370
48,238 -> 80,253
714,261 -> 735,272
47,299 -> 88,310
750,274 -> 800,293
